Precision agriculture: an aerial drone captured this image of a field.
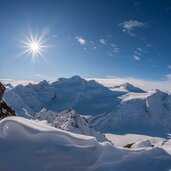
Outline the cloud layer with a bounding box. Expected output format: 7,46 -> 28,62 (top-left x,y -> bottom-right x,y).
87,76 -> 171,91
1,75 -> 171,91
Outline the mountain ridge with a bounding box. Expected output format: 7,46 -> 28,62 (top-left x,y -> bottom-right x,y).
4,76 -> 120,117
34,108 -> 108,142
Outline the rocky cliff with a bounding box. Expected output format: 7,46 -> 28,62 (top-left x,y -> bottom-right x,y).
0,82 -> 16,119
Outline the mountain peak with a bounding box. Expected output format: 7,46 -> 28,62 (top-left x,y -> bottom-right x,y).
39,80 -> 50,85
55,75 -> 84,84
113,82 -> 145,93
71,75 -> 83,80
5,83 -> 14,91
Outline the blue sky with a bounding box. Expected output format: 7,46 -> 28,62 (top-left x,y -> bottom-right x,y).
0,0 -> 171,89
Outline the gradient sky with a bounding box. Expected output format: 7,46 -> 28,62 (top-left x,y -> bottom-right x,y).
0,0 -> 171,86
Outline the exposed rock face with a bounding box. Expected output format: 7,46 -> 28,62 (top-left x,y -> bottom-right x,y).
0,82 -> 16,119
0,82 -> 5,99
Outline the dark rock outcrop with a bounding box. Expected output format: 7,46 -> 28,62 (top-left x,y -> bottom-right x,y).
123,143 -> 134,148
0,82 -> 16,119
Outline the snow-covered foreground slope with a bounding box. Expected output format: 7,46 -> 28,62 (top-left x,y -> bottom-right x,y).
1,117 -> 171,171
90,89 -> 171,135
34,108 -> 108,142
4,76 -> 120,117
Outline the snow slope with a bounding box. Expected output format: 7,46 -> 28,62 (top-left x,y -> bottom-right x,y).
0,117 -> 171,171
4,76 -> 120,117
34,108 -> 108,142
105,133 -> 165,147
90,89 -> 171,135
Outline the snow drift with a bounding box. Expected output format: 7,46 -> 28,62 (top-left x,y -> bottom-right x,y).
0,117 -> 171,171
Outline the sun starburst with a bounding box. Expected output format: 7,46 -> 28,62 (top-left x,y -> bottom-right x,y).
21,30 -> 48,63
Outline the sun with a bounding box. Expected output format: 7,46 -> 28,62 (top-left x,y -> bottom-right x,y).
21,31 -> 48,63
27,40 -> 42,57
30,43 -> 39,51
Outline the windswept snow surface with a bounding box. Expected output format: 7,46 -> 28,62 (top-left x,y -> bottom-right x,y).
105,133 -> 165,147
0,117 -> 171,171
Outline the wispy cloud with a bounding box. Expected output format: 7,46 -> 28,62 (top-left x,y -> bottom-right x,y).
168,65 -> 171,69
107,44 -> 120,57
99,39 -> 107,45
119,20 -> 148,36
166,74 -> 171,80
42,27 -> 50,36
111,44 -> 119,54
133,48 -> 142,60
147,43 -> 152,47
75,36 -> 86,45
134,55 -> 140,60
137,47 -> 143,51
52,34 -> 58,38
134,51 -> 141,56
90,41 -> 97,49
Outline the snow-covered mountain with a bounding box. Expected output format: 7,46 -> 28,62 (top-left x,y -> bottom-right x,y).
0,116 -> 171,171
3,76 -> 171,136
4,83 -> 14,91
2,78 -> 171,171
89,89 -> 171,135
4,76 -> 119,117
111,82 -> 145,93
33,108 -> 58,123
34,108 -> 108,142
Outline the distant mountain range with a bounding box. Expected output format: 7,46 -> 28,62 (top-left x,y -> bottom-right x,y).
3,76 -> 171,136
4,76 -> 120,117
